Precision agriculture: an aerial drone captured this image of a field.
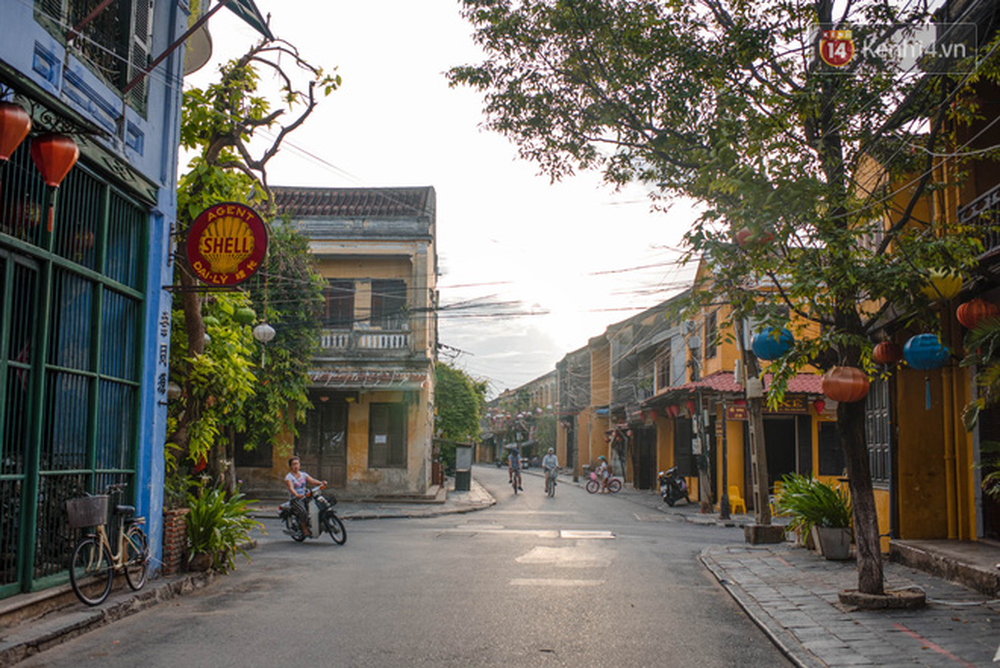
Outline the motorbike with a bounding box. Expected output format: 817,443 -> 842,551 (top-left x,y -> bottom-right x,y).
658,467 -> 690,507
278,485 -> 347,545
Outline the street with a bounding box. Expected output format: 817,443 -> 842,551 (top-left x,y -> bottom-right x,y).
21,466 -> 790,667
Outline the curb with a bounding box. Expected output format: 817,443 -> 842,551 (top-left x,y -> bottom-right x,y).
700,547 -> 824,668
0,571 -> 216,666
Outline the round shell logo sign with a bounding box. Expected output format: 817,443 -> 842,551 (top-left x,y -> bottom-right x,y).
186,202 -> 267,286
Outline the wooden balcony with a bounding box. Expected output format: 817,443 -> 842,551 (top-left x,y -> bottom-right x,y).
958,183 -> 1000,258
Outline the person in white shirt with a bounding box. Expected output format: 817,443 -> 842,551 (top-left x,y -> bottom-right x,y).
284,456 -> 326,536
542,448 -> 559,494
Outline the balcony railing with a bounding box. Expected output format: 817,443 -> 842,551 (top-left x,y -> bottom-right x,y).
319,328 -> 412,354
958,182 -> 1000,257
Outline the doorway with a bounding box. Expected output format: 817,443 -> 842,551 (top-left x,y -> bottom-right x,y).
296,396 -> 348,488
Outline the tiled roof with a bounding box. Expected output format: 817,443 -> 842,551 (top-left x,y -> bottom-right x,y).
644,370 -> 824,402
271,186 -> 435,219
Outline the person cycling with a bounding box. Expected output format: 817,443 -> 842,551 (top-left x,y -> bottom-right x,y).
508,447 -> 523,491
542,447 -> 559,494
596,455 -> 610,493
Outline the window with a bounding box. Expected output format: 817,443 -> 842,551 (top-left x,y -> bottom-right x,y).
369,403 -> 407,468
704,311 -> 718,359
654,346 -> 671,392
865,377 -> 891,483
371,279 -> 407,329
322,279 -> 354,328
36,0 -> 153,112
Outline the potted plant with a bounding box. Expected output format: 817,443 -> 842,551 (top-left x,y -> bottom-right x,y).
186,484 -> 264,572
774,474 -> 853,560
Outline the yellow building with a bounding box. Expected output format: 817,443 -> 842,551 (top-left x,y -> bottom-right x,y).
237,186 -> 438,497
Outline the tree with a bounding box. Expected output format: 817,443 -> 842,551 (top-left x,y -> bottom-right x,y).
167,39 -> 338,489
450,0 -> 1000,594
435,362 -> 488,471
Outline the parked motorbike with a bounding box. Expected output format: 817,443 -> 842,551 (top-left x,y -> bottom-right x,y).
658,467 -> 690,507
279,485 -> 347,545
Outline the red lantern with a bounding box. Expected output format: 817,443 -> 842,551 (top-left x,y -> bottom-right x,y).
956,298 -> 999,330
822,366 -> 870,403
872,341 -> 903,366
0,102 -> 32,161
30,133 -> 79,187
813,399 -> 826,415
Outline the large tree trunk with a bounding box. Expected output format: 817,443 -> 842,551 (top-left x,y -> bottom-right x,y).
839,396 -> 885,595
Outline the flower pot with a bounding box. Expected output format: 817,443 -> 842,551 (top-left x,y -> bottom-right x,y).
812,526 -> 852,560
188,552 -> 214,572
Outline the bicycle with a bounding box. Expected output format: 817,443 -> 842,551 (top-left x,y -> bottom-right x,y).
511,468 -> 522,494
66,483 -> 149,606
586,471 -> 622,494
544,469 -> 557,497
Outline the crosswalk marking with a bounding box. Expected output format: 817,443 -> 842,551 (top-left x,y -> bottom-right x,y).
510,578 -> 604,587
560,530 -> 615,540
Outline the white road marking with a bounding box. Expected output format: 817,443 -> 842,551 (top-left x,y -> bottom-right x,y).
560,530 -> 615,540
516,546 -> 614,568
510,578 -> 604,587
440,528 -> 560,538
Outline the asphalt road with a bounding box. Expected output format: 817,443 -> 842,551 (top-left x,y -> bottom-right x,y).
22,466 -> 791,667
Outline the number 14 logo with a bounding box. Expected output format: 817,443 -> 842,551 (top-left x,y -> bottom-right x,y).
820,30 -> 855,67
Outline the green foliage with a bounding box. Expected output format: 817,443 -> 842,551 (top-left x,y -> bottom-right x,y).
534,414 -> 557,453
240,220 -> 325,455
435,362 -> 488,443
185,485 -> 264,572
960,319 -> 1000,499
775,474 -> 853,536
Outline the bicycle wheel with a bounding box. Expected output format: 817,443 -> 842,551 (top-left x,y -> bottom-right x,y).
608,479 -> 622,493
585,479 -> 600,494
512,474 -> 519,494
124,525 -> 148,591
69,537 -> 114,606
325,512 -> 347,545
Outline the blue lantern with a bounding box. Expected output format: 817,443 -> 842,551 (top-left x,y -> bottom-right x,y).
904,334 -> 950,409
903,334 -> 949,370
751,327 -> 794,361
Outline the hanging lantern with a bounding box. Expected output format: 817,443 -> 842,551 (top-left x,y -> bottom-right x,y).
813,399 -> 826,415
872,341 -> 903,366
751,327 -> 794,361
904,334 -> 950,410
920,268 -> 963,302
903,334 -> 949,371
252,321 -> 276,343
956,298 -> 999,330
0,102 -> 32,161
822,367 -> 870,403
30,133 -> 79,187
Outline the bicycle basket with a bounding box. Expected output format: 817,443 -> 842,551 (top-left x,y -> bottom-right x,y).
66,495 -> 108,529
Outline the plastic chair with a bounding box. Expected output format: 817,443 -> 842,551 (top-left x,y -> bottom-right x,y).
728,486 -> 747,514
770,480 -> 785,516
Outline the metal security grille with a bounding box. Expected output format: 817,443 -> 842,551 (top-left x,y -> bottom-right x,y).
0,136 -> 146,597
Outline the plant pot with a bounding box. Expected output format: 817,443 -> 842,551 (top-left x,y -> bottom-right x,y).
812,526 -> 852,560
188,551 -> 214,572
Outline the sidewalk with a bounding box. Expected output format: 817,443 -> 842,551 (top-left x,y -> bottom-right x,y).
560,470 -> 1000,668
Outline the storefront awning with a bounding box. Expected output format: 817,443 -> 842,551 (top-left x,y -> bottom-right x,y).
641,370 -> 823,407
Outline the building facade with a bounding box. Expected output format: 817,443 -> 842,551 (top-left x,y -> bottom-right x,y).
235,186 -> 438,497
0,0 -> 187,597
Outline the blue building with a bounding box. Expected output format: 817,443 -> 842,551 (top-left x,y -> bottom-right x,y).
0,0 -> 190,598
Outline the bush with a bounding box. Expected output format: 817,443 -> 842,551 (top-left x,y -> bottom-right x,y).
775,473 -> 852,538
186,485 -> 264,572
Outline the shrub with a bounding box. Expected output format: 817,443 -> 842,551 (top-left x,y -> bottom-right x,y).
186,485 -> 264,572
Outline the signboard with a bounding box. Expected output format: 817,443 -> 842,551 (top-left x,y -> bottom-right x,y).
819,29 -> 855,67
186,202 -> 267,286
726,396 -> 808,420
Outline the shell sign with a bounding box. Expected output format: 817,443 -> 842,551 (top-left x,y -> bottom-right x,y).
186,202 -> 267,286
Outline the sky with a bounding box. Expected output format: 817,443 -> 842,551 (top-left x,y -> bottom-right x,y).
190,1 -> 702,397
